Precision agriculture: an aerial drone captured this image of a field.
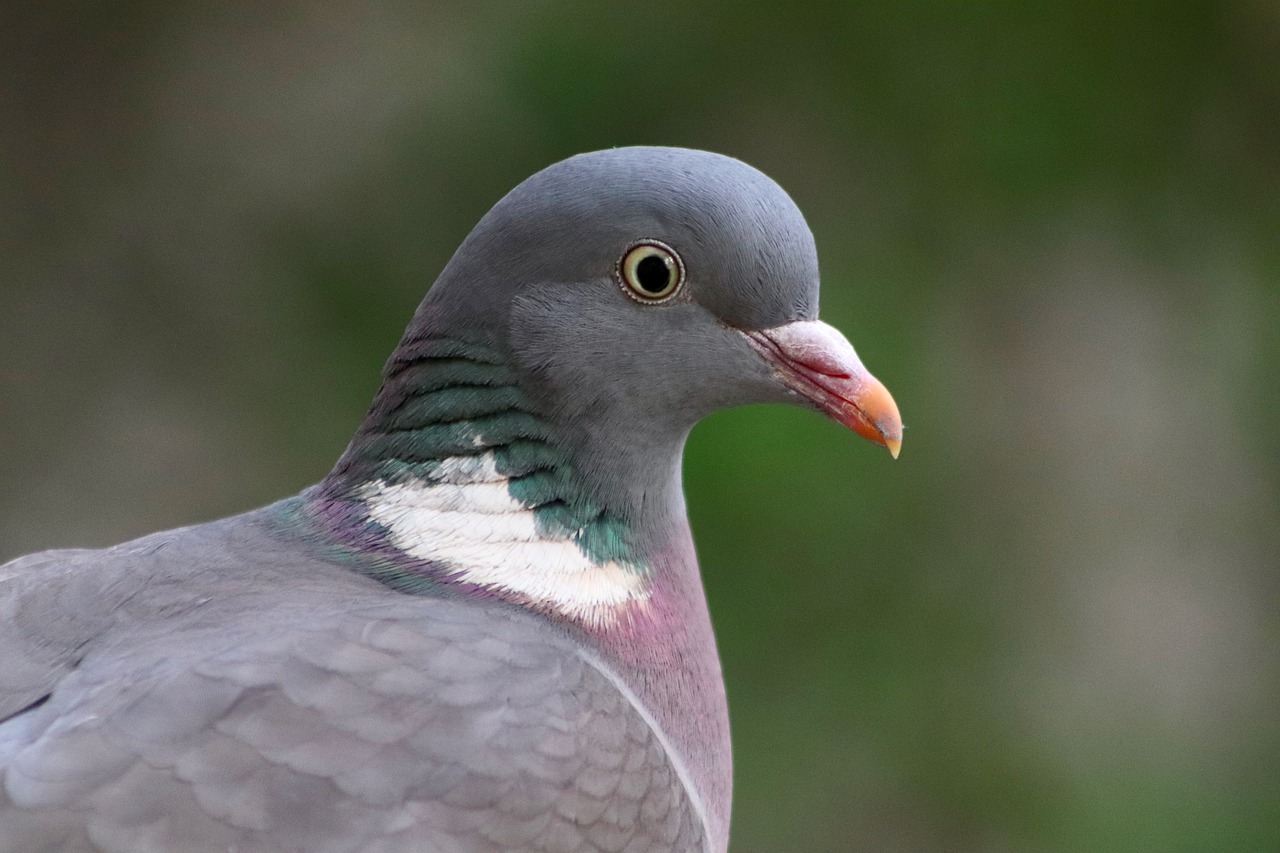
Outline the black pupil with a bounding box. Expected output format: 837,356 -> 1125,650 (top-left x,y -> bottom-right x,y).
635,254 -> 672,294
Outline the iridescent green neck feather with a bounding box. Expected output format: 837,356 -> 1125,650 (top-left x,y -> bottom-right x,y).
324,336 -> 639,586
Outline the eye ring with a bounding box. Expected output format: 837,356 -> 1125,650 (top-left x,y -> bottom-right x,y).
617,240 -> 685,303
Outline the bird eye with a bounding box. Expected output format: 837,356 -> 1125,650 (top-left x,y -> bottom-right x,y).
618,241 -> 684,303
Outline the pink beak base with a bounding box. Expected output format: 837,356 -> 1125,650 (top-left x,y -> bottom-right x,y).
744,320 -> 903,458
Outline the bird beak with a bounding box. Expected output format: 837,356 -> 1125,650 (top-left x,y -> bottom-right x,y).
744,320 -> 903,458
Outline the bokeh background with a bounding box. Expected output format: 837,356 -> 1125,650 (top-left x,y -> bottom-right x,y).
2,3 -> 1277,851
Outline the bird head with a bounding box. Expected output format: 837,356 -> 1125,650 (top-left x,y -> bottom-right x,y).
410,147 -> 902,462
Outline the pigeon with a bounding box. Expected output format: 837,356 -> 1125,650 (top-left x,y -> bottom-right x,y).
0,146 -> 902,853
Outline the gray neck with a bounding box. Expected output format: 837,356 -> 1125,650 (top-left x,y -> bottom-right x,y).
323,333 -> 691,574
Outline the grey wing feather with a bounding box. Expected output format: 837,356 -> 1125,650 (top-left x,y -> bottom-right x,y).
0,582 -> 708,853
0,548 -> 108,723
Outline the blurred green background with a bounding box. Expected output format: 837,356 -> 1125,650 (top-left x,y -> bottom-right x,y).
2,3 -> 1277,851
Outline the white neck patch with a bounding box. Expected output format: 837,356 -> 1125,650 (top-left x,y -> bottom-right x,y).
359,452 -> 649,627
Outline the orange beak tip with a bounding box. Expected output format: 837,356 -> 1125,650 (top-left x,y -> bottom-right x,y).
743,321 -> 904,459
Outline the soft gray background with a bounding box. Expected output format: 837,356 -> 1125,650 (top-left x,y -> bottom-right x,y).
2,3 -> 1277,851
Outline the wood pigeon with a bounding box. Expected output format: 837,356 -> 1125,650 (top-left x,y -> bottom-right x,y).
0,147 -> 902,852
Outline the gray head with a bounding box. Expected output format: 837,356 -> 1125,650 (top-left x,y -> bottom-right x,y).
327,147 -> 900,562
396,148 -> 898,465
